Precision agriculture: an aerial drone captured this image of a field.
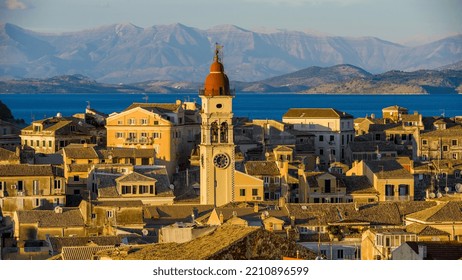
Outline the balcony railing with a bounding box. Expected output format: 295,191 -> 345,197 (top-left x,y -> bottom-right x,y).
124,137 -> 153,145
385,195 -> 412,201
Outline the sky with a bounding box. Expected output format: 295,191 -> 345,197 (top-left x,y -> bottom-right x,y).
0,0 -> 461,45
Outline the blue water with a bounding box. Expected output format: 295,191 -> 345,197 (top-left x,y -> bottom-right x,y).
1,93 -> 461,124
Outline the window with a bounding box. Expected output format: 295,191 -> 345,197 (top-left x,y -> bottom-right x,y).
116,132 -> 124,138
0,181 -> 4,191
36,140 -> 39,147
139,185 -> 148,194
274,177 -> 280,184
375,134 -> 381,141
154,121 -> 159,125
128,118 -> 136,125
385,184 -> 394,196
48,141 -> 52,147
401,134 -> 407,140
17,180 -> 24,191
106,210 -> 114,218
264,177 -> 270,184
422,139 -> 428,145
121,185 -> 131,194
91,213 -> 97,219
319,148 -> 324,155
319,135 -> 324,142
453,153 -> 458,159
54,179 -> 62,190
152,132 -> 161,139
399,184 -> 409,196
443,145 -> 448,152
74,175 -> 80,182
150,185 -> 154,194
337,249 -> 344,259
34,199 -> 41,207
141,118 -> 148,125
252,188 -> 258,196
240,189 -> 246,196
324,179 -> 331,193
330,135 -> 334,142
452,139 -> 458,146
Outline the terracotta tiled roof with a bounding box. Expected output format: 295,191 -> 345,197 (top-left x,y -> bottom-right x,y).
62,245 -> 115,260
124,102 -> 181,113
103,225 -> 318,260
97,148 -> 156,159
382,105 -> 408,111
342,176 -> 378,194
274,145 -> 293,152
405,223 -> 450,237
286,202 -> 403,226
0,147 -> 19,162
420,125 -> 462,137
0,164 -> 55,177
404,241 -> 462,260
49,235 -> 128,253
406,201 -> 462,223
364,160 -> 413,179
63,145 -> 98,159
283,108 -> 353,119
116,172 -> 157,183
244,161 -> 280,176
135,166 -> 173,195
17,209 -> 85,227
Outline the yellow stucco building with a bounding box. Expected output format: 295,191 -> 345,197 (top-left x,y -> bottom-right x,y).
105,101 -> 200,176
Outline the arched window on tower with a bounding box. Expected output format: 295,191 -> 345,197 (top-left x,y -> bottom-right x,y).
220,121 -> 228,143
211,121 -> 219,143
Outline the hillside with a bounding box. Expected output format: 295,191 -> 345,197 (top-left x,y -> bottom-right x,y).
1,22 -> 461,83
1,67 -> 461,94
303,69 -> 462,94
0,74 -> 144,93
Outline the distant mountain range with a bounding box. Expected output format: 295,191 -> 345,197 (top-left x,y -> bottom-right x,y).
1,22 -> 462,83
1,64 -> 461,94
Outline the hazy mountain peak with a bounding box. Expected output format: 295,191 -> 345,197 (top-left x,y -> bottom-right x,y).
1,22 -> 461,83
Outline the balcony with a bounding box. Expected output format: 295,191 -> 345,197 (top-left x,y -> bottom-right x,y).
124,137 -> 153,145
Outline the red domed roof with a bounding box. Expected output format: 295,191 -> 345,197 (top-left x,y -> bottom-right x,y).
202,48 -> 230,96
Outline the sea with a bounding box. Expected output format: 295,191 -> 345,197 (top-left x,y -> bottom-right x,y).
1,92 -> 462,124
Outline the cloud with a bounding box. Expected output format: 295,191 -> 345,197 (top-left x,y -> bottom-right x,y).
3,0 -> 27,10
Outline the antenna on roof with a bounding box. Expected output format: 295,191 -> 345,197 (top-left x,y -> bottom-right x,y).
142,93 -> 149,103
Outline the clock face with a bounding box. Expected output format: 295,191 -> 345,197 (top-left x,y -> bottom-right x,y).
213,153 -> 230,169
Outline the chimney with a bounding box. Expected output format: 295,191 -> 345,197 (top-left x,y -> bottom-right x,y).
290,215 -> 295,228
254,203 -> 259,213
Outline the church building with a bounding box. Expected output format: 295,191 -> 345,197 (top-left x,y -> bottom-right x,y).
199,46 -> 236,206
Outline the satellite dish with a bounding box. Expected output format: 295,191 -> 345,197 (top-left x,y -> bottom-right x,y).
436,192 -> 442,198
169,184 -> 174,190
429,193 -> 436,198
455,183 -> 462,193
444,187 -> 449,193
141,229 -> 149,236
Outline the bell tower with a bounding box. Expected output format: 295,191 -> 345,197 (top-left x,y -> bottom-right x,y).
199,45 -> 235,206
